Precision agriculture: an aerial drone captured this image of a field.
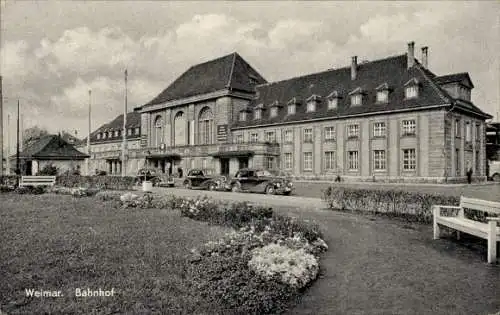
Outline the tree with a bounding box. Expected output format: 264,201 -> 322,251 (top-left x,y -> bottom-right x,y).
22,126 -> 49,149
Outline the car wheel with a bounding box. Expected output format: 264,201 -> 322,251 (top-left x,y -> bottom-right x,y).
492,173 -> 500,182
184,181 -> 192,189
231,183 -> 241,192
265,185 -> 275,195
208,183 -> 216,191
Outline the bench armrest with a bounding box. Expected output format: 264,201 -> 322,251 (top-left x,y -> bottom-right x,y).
486,217 -> 500,222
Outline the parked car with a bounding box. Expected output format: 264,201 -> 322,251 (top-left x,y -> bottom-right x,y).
488,160 -> 500,182
157,174 -> 175,187
135,168 -> 160,186
183,169 -> 229,191
228,168 -> 294,195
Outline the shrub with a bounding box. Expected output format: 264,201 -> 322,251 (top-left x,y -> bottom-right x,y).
322,186 -> 460,223
248,243 -> 319,289
14,186 -> 46,195
37,164 -> 58,176
95,190 -> 123,201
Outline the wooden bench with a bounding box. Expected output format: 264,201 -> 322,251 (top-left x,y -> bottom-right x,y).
19,176 -> 57,187
433,196 -> 500,263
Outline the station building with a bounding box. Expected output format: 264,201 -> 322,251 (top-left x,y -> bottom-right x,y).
81,42 -> 492,182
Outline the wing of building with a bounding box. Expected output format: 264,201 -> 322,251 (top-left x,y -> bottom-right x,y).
84,42 -> 493,182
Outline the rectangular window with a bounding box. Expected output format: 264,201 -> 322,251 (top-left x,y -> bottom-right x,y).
347,124 -> 360,138
455,119 -> 460,137
235,134 -> 244,143
373,122 -> 386,137
288,104 -> 296,115
265,131 -> 276,143
351,94 -> 362,106
373,150 -> 386,170
250,133 -> 258,143
402,119 -> 416,136
465,121 -> 471,142
254,109 -> 261,120
303,152 -> 313,171
376,91 -> 388,103
283,130 -> 293,143
284,153 -> 293,170
455,148 -> 460,175
239,112 -> 246,121
135,127 -> 140,135
324,151 -> 336,170
306,101 -> 316,112
327,98 -> 337,110
347,151 -> 359,170
324,126 -> 335,141
405,86 -> 418,99
265,157 -> 274,170
475,124 -> 481,141
202,159 -> 208,170
402,149 -> 416,171
127,129 -> 132,136
303,128 -> 313,143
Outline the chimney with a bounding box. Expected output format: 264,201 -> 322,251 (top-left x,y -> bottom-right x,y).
407,41 -> 415,69
351,56 -> 358,80
421,46 -> 428,69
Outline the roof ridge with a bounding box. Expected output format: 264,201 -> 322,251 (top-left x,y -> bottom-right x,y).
256,53 -> 407,88
414,63 -> 450,103
226,52 -> 237,88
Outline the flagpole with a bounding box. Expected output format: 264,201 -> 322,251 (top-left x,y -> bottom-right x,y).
122,69 -> 128,177
87,90 -> 91,175
6,114 -> 10,175
0,75 -> 3,177
16,100 -> 20,175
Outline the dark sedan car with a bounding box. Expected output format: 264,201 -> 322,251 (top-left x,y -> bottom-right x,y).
228,168 -> 293,195
183,169 -> 229,191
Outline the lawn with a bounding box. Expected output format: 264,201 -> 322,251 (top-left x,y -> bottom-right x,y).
0,193 -> 229,314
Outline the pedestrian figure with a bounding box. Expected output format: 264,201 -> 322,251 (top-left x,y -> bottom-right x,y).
178,167 -> 183,178
466,163 -> 473,184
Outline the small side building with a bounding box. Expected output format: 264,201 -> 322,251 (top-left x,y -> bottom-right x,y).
11,134 -> 89,175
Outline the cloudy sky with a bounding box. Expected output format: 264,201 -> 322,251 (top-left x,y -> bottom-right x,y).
1,1 -> 499,146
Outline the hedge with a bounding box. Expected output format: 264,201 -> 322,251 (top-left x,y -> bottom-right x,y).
322,186 -> 461,223
55,175 -> 136,190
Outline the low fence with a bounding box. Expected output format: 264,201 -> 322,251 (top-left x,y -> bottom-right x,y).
1,175 -> 136,190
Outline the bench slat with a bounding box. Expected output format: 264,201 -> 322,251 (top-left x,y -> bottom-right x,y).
436,216 -> 500,239
460,196 -> 500,215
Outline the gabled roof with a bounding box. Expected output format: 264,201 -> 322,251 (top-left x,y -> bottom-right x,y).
143,52 -> 267,107
233,54 -> 489,128
434,73 -> 474,88
17,135 -> 89,160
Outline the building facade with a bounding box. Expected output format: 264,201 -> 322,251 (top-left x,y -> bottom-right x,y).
84,42 -> 492,182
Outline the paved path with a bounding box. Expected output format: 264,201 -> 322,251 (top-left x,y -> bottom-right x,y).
154,187 -> 500,315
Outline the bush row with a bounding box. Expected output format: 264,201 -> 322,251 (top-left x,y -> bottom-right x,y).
55,175 -> 136,190
322,186 -> 461,223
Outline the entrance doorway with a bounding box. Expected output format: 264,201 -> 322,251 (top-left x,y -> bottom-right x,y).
25,161 -> 33,175
238,157 -> 249,169
220,158 -> 230,176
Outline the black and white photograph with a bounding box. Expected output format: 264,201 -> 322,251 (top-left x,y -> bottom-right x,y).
0,1 -> 499,314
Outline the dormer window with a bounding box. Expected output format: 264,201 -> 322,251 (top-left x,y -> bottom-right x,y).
103,132 -> 108,139
404,78 -> 420,99
269,100 -> 281,118
376,83 -> 391,103
287,97 -> 299,115
97,133 -> 101,140
127,128 -> 132,136
348,87 -> 364,106
327,91 -> 341,110
239,111 -> 247,121
305,94 -> 321,112
254,109 -> 261,120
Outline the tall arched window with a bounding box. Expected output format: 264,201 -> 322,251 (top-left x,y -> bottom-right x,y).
174,111 -> 186,146
154,115 -> 164,147
198,107 -> 213,145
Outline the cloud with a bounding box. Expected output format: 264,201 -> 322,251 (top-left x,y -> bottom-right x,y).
0,40 -> 39,78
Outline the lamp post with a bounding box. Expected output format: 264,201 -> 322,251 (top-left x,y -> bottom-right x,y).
121,69 -> 128,177
87,90 -> 91,175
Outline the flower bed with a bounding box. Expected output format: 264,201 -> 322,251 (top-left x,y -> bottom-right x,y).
112,193 -> 328,314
